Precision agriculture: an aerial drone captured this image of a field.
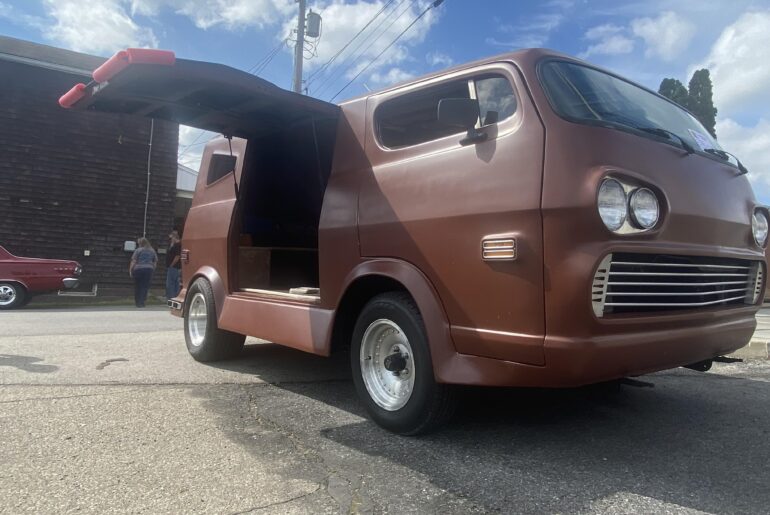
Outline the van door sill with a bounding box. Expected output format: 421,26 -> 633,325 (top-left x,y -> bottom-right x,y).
238,288 -> 321,304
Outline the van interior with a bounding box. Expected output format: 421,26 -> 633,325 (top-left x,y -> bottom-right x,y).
234,116 -> 337,300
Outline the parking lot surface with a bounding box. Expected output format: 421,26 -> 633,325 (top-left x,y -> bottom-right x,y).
2,307 -> 769,514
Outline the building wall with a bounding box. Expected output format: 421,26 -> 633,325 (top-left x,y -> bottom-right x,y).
0,60 -> 178,292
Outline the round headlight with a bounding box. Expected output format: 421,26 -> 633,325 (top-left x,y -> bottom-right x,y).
752,210 -> 768,247
598,178 -> 627,231
629,188 -> 659,229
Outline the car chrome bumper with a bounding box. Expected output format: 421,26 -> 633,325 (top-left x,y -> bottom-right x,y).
62,278 -> 79,289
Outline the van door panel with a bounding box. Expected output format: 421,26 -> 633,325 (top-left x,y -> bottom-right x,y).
358,64 -> 546,365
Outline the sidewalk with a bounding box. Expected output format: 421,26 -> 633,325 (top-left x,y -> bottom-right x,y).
732,305 -> 770,359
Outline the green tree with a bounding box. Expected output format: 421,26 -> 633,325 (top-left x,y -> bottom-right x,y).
687,69 -> 718,139
658,78 -> 689,109
657,69 -> 718,139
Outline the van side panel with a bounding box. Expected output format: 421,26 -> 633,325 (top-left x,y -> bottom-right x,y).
183,138 -> 246,319
358,62 -> 547,366
318,101 -> 369,308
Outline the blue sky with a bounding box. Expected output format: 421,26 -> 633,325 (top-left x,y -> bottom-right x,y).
2,0 -> 770,201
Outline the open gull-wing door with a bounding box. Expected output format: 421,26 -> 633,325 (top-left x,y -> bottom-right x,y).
60,48 -> 339,138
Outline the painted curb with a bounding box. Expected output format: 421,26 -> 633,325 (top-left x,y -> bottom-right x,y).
729,340 -> 769,360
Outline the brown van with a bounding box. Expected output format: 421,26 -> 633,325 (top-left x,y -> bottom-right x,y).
62,47 -> 767,434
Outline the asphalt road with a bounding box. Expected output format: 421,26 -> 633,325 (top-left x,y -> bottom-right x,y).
2,307 -> 769,514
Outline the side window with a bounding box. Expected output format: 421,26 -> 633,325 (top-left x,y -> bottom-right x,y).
475,75 -> 517,126
207,154 -> 237,185
375,72 -> 517,149
376,80 -> 470,149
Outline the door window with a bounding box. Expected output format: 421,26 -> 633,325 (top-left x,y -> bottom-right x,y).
375,73 -> 517,149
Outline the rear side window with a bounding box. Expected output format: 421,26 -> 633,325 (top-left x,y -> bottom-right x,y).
376,73 -> 517,149
207,154 -> 237,185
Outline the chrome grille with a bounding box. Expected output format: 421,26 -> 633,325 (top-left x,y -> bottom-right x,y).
592,253 -> 764,317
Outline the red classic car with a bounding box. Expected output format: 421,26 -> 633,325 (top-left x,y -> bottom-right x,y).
0,245 -> 82,309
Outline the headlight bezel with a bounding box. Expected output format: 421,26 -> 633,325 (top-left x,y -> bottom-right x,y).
752,209 -> 768,248
597,178 -> 628,232
628,187 -> 660,230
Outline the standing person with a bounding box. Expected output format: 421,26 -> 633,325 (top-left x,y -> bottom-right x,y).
166,230 -> 182,300
129,237 -> 157,308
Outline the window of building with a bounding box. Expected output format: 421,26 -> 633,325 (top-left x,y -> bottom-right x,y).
376,73 -> 517,149
207,154 -> 237,185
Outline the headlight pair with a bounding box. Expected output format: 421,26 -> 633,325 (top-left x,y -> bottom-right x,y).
598,178 -> 659,232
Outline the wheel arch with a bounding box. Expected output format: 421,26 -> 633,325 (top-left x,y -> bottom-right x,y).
328,259 -> 458,382
185,266 -> 227,319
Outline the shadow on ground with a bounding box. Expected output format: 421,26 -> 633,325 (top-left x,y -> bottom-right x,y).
0,354 -> 58,373
200,346 -> 770,514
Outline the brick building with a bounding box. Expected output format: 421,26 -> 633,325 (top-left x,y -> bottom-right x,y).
0,36 -> 179,294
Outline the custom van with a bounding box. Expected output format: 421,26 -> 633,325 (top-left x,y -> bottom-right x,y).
61,47 -> 767,434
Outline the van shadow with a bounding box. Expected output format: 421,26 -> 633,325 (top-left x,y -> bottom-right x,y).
0,354 -> 59,373
273,369 -> 770,514
203,340 -> 351,384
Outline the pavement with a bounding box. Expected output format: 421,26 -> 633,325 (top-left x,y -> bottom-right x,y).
1,307 -> 770,514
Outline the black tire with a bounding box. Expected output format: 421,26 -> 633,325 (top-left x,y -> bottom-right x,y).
351,292 -> 457,435
0,282 -> 26,310
184,278 -> 245,362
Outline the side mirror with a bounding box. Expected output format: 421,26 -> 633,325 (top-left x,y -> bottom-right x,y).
437,98 -> 487,145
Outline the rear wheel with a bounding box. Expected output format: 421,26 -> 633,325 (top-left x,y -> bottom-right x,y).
184,278 -> 245,361
351,292 -> 457,435
0,282 -> 25,310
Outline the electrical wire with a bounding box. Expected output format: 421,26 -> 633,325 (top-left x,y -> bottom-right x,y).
247,37 -> 290,75
330,0 -> 444,102
311,0 -> 411,95
305,0 -> 396,85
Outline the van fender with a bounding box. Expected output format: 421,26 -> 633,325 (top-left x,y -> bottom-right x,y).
187,265 -> 227,320
336,259 -> 460,383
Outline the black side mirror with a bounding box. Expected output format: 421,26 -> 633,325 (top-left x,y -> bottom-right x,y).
437,98 -> 487,145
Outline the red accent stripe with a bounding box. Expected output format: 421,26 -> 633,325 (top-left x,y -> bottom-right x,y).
58,83 -> 88,108
92,48 -> 176,83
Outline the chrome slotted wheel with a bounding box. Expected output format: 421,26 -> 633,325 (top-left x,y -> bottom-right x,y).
360,319 -> 415,411
187,292 -> 208,347
0,284 -> 17,307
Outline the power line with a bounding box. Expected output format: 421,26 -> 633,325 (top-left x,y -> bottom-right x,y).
330,0 -> 445,102
305,0 -> 396,85
312,0 -> 413,97
313,0 -> 413,97
250,37 -> 289,76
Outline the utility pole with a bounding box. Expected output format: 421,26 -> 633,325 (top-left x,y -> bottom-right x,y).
293,0 -> 306,93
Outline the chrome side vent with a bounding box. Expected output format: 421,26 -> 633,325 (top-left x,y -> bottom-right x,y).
592,254 -> 613,317
482,238 -> 516,261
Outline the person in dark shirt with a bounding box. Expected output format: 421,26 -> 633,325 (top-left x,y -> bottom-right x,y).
166,230 -> 182,300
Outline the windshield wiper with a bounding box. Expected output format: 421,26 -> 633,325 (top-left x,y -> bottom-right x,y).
593,111 -> 696,155
637,127 -> 695,155
703,148 -> 749,175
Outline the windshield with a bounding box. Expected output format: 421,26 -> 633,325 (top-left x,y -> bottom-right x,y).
539,60 -> 722,153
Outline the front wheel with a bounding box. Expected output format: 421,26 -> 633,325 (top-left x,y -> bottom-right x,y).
184,278 -> 245,361
351,292 -> 456,435
0,282 -> 26,310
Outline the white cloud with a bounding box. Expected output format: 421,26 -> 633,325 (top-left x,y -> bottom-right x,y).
579,24 -> 634,59
369,67 -> 413,85
693,11 -> 770,116
630,11 -> 695,62
298,1 -> 440,97
488,13 -> 565,48
175,0 -> 294,30
42,0 -> 157,54
717,118 -> 770,198
426,51 -> 453,68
